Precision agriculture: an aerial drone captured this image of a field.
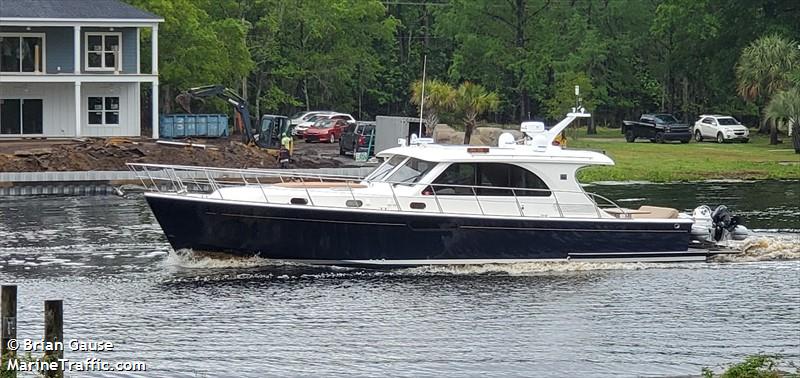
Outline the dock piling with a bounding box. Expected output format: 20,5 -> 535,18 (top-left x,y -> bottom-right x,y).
43,300 -> 63,378
1,285 -> 18,378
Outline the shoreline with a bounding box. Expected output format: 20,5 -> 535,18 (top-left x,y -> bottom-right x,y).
2,129 -> 798,193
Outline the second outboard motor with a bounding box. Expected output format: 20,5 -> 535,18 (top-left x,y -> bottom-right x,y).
711,205 -> 741,242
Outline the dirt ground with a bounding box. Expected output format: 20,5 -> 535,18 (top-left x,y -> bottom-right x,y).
0,136 -> 366,172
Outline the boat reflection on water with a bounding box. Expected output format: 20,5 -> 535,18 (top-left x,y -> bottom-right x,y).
158,230 -> 799,281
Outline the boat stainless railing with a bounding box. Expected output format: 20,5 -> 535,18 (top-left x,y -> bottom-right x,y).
127,163 -> 625,219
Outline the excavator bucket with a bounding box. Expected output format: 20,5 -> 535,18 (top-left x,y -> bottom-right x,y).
175,92 -> 192,114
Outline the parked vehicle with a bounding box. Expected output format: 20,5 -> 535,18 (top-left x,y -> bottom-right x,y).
693,115 -> 750,143
622,114 -> 692,143
289,110 -> 333,126
304,119 -> 349,143
339,122 -> 376,156
293,113 -> 355,137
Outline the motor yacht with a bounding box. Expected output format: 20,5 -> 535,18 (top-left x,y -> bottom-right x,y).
131,110 -> 747,266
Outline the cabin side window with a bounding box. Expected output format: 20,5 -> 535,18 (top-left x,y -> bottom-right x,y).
430,163 -> 477,195
508,165 -> 551,196
429,163 -> 551,196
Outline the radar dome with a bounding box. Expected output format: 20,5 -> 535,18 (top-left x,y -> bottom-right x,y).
498,133 -> 516,147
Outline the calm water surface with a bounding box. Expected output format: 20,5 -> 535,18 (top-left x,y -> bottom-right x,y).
1,180 -> 798,377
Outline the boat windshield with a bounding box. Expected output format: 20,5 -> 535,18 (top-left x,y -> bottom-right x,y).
387,157 -> 437,184
366,155 -> 406,181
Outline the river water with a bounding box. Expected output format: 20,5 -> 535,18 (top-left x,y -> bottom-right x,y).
1,180 -> 798,377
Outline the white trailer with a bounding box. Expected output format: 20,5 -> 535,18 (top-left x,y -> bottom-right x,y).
374,116 -> 427,154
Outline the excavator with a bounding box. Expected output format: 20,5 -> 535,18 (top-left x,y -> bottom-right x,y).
175,84 -> 290,155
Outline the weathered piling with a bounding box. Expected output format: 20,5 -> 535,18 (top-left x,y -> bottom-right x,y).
1,285 -> 18,378
43,300 -> 63,378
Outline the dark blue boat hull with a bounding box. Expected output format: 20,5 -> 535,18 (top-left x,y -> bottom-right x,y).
145,194 -> 700,265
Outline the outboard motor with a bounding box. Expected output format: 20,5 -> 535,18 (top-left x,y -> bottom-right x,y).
711,205 -> 740,241
689,205 -> 750,245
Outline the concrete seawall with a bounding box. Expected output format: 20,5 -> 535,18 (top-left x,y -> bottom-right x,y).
0,167 -> 376,196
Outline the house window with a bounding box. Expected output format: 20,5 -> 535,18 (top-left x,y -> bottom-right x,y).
0,34 -> 45,73
85,33 -> 121,71
88,97 -> 120,126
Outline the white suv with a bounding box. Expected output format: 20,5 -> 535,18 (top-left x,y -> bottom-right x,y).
289,110 -> 334,126
693,115 -> 750,143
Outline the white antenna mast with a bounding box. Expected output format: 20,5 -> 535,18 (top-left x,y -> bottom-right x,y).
418,55 -> 427,141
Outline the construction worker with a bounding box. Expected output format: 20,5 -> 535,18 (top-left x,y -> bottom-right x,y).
278,132 -> 293,169
281,132 -> 293,153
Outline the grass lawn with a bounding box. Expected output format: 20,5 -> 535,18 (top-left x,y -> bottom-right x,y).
562,127 -> 800,182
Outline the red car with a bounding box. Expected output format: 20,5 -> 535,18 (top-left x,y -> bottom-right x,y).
304,119 -> 349,143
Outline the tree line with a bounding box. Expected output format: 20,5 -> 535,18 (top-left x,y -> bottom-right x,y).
125,0 -> 798,135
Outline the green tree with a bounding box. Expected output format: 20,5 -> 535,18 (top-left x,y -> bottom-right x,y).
550,0 -> 659,125
736,34 -> 800,144
544,72 -> 594,122
126,0 -> 800,130
437,0 -> 553,122
262,0 -> 397,117
410,79 -> 455,134
168,0 -> 398,119
454,82 -> 500,144
764,88 -> 800,153
125,0 -> 253,112
737,34 -> 799,102
650,0 -> 718,118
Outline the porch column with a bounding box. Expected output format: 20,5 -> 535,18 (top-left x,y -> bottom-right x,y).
151,24 -> 159,139
73,26 -> 81,74
152,80 -> 159,139
74,82 -> 82,137
151,24 -> 158,75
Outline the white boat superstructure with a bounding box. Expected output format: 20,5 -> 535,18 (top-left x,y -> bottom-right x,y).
195,142 -> 618,219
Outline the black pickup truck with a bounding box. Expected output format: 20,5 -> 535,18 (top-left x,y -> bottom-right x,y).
622,114 -> 692,143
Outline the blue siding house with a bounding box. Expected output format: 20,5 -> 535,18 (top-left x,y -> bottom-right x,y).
0,0 -> 162,138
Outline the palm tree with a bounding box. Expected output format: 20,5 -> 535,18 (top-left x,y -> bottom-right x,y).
410,79 -> 455,136
454,82 -> 500,144
735,34 -> 799,144
764,88 -> 800,153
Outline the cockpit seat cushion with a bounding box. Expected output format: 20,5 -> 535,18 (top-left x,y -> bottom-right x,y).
632,205 -> 679,219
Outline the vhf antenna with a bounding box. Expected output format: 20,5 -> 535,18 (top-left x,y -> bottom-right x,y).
418,55 -> 427,143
